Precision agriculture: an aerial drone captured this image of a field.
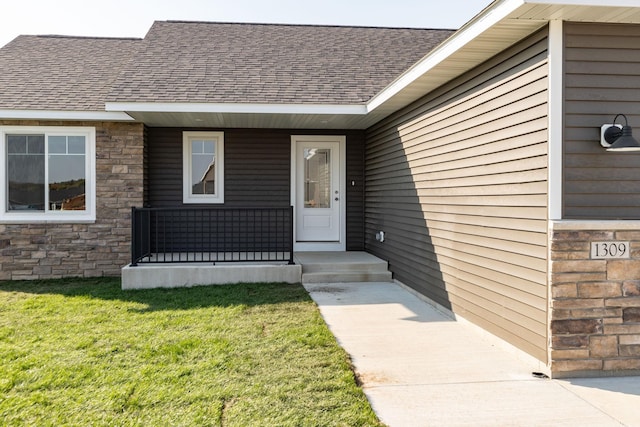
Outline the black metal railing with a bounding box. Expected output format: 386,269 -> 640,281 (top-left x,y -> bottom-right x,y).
131,206 -> 294,265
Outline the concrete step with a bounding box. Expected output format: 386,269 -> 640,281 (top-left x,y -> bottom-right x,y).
296,251 -> 388,271
295,251 -> 394,284
302,270 -> 393,284
300,260 -> 389,274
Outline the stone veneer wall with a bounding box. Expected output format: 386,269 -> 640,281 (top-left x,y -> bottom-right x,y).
550,225 -> 640,377
0,120 -> 144,280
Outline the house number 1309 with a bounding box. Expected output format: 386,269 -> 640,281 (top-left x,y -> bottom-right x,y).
591,242 -> 630,259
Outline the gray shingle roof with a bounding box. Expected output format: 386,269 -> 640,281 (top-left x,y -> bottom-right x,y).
107,21 -> 454,105
0,35 -> 140,111
0,22 -> 454,111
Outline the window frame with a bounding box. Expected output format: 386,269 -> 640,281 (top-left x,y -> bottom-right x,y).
182,131 -> 224,204
0,126 -> 96,223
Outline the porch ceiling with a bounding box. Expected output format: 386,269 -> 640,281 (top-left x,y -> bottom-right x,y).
109,107 -> 377,130
105,1 -> 640,130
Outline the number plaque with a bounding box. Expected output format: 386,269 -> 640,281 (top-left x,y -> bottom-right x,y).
591,242 -> 630,259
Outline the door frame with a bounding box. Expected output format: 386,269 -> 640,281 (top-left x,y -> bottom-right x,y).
291,135 -> 346,252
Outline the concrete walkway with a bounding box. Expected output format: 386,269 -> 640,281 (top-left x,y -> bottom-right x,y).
304,281 -> 640,427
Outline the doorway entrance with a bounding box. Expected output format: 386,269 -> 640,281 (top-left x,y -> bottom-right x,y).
291,135 -> 345,251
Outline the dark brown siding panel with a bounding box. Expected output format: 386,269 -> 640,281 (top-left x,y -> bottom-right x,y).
146,128 -> 183,206
146,128 -> 365,249
346,132 -> 365,251
143,125 -> 149,207
564,22 -> 640,219
224,130 -> 291,208
365,29 -> 550,362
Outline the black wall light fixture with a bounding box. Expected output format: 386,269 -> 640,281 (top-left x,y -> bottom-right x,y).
600,114 -> 640,152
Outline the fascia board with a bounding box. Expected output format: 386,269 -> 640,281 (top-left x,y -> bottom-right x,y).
366,0 -> 525,113
0,109 -> 135,121
528,0 -> 640,6
105,102 -> 368,116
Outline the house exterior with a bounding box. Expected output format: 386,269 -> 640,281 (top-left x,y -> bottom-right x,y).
2,0 -> 640,377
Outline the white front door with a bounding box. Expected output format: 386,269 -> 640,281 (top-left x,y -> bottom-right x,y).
291,135 -> 345,251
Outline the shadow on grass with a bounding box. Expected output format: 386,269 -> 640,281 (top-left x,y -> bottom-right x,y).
0,277 -> 310,311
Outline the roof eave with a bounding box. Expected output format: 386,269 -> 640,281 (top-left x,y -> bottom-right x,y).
365,0 -> 640,119
0,109 -> 135,122
95,1 -> 640,130
104,102 -> 371,129
104,102 -> 367,116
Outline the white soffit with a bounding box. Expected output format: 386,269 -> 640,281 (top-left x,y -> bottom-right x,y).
104,102 -> 370,129
117,110 -> 375,129
513,1 -> 640,22
104,102 -> 367,116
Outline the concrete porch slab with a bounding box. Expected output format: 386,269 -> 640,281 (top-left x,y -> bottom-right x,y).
121,263 -> 301,290
122,251 -> 393,289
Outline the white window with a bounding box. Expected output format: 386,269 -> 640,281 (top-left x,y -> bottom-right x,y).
0,126 -> 96,223
183,131 -> 224,204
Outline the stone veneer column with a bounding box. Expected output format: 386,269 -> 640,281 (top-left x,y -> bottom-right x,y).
0,120 -> 144,280
550,224 -> 640,377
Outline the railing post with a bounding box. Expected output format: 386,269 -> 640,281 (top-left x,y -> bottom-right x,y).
130,206 -> 138,267
288,205 -> 294,265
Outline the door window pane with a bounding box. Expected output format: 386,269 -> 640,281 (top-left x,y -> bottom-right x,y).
304,148 -> 331,209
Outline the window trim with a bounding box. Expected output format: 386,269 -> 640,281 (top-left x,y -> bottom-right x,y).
0,126 -> 96,223
182,131 -> 224,204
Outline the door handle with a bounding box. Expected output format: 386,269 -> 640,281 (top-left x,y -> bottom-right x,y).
335,197 -> 339,201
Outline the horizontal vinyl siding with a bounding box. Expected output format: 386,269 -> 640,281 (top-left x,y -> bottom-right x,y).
145,128 -> 184,206
143,125 -> 150,207
225,130 -> 290,207
346,132 -> 365,251
146,128 -> 290,208
365,29 -> 549,362
564,23 -> 640,219
145,128 -> 365,249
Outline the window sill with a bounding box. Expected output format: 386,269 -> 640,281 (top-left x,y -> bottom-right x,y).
0,214 -> 96,224
182,198 -> 225,205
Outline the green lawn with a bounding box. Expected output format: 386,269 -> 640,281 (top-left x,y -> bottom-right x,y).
0,278 -> 383,426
